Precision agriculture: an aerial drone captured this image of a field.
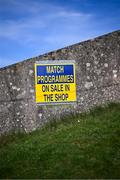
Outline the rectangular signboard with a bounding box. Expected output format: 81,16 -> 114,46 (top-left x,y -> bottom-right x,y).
34,60 -> 76,105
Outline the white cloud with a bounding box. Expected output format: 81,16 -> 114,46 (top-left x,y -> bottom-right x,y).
0,0 -> 93,45
0,0 -> 96,67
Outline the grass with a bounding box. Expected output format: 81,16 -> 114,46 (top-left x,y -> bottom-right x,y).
0,103 -> 120,179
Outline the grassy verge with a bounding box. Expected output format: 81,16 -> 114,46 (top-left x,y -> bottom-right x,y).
0,103 -> 120,179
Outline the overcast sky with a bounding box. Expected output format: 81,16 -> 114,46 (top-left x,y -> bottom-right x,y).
0,0 -> 120,67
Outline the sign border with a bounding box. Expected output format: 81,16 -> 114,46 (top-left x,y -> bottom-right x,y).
34,60 -> 77,105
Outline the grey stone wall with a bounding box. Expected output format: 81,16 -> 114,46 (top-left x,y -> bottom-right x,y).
0,30 -> 120,135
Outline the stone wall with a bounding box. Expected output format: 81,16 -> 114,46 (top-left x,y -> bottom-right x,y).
0,30 -> 120,135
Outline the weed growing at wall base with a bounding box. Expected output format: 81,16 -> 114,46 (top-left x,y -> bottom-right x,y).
0,103 -> 120,179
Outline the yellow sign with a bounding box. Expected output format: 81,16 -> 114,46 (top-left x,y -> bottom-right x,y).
35,61 -> 76,104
